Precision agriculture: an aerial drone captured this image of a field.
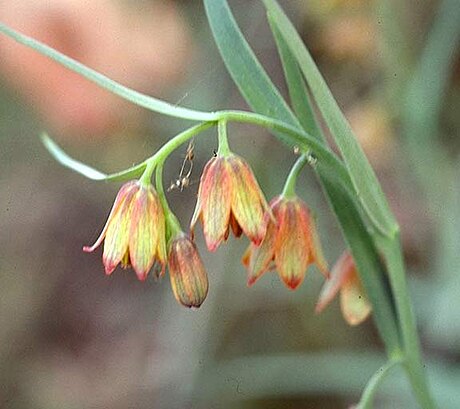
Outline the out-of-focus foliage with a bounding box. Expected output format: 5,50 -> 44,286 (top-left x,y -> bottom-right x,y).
0,0 -> 459,408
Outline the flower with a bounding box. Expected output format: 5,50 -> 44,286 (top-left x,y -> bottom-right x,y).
83,180 -> 167,281
168,233 -> 209,308
243,195 -> 329,290
191,154 -> 270,251
315,251 -> 371,326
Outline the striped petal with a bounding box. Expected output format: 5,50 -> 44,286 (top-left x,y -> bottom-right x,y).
102,183 -> 139,275
244,219 -> 277,286
129,185 -> 163,281
229,155 -> 268,245
274,199 -> 310,289
316,251 -> 352,314
168,235 -> 209,308
200,157 -> 232,251
83,181 -> 138,253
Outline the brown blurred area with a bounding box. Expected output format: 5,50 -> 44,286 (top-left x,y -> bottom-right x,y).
0,0 -> 459,408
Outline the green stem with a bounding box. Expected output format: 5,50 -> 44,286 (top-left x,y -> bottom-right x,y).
155,163 -> 182,240
151,122 -> 215,165
380,234 -> 436,409
139,159 -> 156,187
357,358 -> 403,409
217,110 -> 354,193
217,119 -> 231,155
281,154 -> 308,198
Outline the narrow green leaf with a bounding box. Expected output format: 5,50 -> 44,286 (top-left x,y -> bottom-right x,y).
262,0 -> 398,237
320,175 -> 401,355
41,133 -> 146,182
204,0 -> 300,128
268,16 -> 324,141
204,0 -> 400,355
0,23 -> 216,122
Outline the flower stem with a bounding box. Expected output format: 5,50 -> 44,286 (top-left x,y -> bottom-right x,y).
356,358 -> 403,409
155,163 -> 182,240
152,122 -> 216,165
281,154 -> 308,198
217,119 -> 231,156
139,159 -> 156,187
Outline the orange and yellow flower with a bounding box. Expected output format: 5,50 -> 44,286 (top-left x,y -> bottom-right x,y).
83,180 -> 166,281
168,233 -> 209,308
243,195 -> 329,290
315,251 -> 371,325
191,154 -> 270,251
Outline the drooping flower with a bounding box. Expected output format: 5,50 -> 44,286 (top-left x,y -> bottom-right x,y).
243,195 -> 329,290
83,180 -> 167,281
191,154 -> 270,251
315,251 -> 371,326
168,233 -> 209,308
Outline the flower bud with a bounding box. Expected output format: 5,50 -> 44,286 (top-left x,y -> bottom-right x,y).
168,234 -> 209,308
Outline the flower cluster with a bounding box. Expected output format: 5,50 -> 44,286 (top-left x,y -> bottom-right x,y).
84,140 -> 369,324
84,180 -> 208,308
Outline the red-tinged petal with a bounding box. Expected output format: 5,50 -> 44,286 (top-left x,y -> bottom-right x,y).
102,183 -> 139,275
228,155 -> 268,245
200,158 -> 232,251
340,271 -> 372,326
315,251 -> 353,314
83,181 -> 138,253
274,200 -> 310,290
129,185 -> 162,281
189,157 -> 210,233
168,235 -> 209,308
244,220 -> 277,286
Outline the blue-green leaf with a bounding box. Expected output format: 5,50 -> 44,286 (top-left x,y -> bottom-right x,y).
262,0 -> 398,237
268,15 -> 324,141
204,0 -> 300,128
0,23 -> 216,122
204,0 -> 400,355
41,133 -> 146,182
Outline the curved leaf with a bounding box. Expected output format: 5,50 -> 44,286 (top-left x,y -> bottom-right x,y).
41,133 -> 146,182
0,23 -> 216,122
262,0 -> 398,237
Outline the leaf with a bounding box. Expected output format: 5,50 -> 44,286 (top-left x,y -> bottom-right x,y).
262,0 -> 398,237
319,175 -> 401,355
204,0 -> 300,128
0,23 -> 216,122
204,0 -> 400,355
268,16 -> 324,141
41,133 -> 146,182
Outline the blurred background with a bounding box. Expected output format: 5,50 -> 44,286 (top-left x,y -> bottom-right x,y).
0,0 -> 459,408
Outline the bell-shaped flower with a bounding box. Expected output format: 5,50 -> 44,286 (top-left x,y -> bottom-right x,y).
243,195 -> 329,290
168,233 -> 209,308
83,180 -> 167,281
315,251 -> 371,326
191,154 -> 270,251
